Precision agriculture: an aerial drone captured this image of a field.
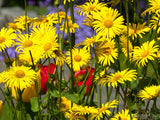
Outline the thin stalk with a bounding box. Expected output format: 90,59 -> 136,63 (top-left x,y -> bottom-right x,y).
70,0 -> 75,47
144,100 -> 150,112
35,80 -> 41,120
57,5 -> 61,49
88,84 -> 95,106
29,50 -> 35,70
35,58 -> 48,72
150,60 -> 159,83
48,58 -> 51,83
24,0 -> 27,34
86,57 -> 98,105
65,7 -> 75,91
106,86 -> 113,102
79,60 -> 94,93
124,0 -> 130,62
119,84 -> 125,104
4,49 -> 12,65
99,85 -> 102,107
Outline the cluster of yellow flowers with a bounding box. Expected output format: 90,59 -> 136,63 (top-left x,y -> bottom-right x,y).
0,0 -> 160,119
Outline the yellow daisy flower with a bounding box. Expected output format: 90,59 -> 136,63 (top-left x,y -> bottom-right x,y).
31,24 -> 59,59
0,27 -> 16,51
156,50 -> 160,58
69,112 -> 87,120
120,35 -> 133,58
141,0 -> 160,16
53,50 -> 66,66
138,85 -> 160,100
66,47 -> 91,71
7,22 -> 25,31
95,39 -> 118,66
71,104 -> 97,116
61,20 -> 79,33
91,100 -> 118,120
149,14 -> 160,40
31,23 -> 56,42
76,0 -> 106,16
94,68 -> 109,82
132,40 -> 159,67
59,97 -> 72,112
92,7 -> 125,39
19,49 -> 42,65
110,109 -> 137,120
128,22 -> 150,40
1,65 -> 37,90
98,69 -> 137,88
31,14 -> 58,27
16,33 -> 38,53
12,70 -> 41,102
83,15 -> 94,28
75,36 -> 99,48
14,15 -> 32,25
39,31 -> 59,59
57,11 -> 71,22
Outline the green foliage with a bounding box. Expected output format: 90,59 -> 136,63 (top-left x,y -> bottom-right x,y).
31,97 -> 39,112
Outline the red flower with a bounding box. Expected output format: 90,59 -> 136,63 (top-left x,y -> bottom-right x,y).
74,67 -> 95,95
40,63 -> 56,94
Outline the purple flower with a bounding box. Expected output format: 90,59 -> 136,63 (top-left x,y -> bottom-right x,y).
0,47 -> 15,61
39,0 -> 53,7
28,0 -> 36,5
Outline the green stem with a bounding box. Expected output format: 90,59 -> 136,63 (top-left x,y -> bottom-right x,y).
99,85 -> 102,107
79,60 -> 94,94
145,99 -> 150,112
35,80 -> 41,120
57,5 -> 62,49
29,50 -> 35,70
124,0 -> 129,62
70,0 -> 75,47
24,0 -> 27,34
150,60 -> 159,82
65,5 -> 75,91
4,49 -> 12,66
106,85 -> 113,102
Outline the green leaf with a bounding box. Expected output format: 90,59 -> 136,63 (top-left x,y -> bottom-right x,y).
79,86 -> 87,101
50,90 -> 60,98
130,80 -> 138,89
63,92 -> 80,104
31,97 -> 39,112
45,83 -> 60,98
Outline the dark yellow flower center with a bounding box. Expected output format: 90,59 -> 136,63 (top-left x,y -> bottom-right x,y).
68,21 -> 73,28
120,118 -> 127,120
15,70 -> 25,78
10,24 -> 18,29
87,5 -> 96,11
40,33 -> 45,39
113,74 -> 123,82
0,36 -> 5,43
105,47 -> 111,55
104,19 -> 113,28
23,40 -> 33,47
59,11 -> 65,17
98,107 -> 107,114
141,50 -> 149,58
74,55 -> 81,62
41,19 -> 48,23
44,43 -> 52,51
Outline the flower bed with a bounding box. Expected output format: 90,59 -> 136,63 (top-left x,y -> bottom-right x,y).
0,0 -> 160,120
